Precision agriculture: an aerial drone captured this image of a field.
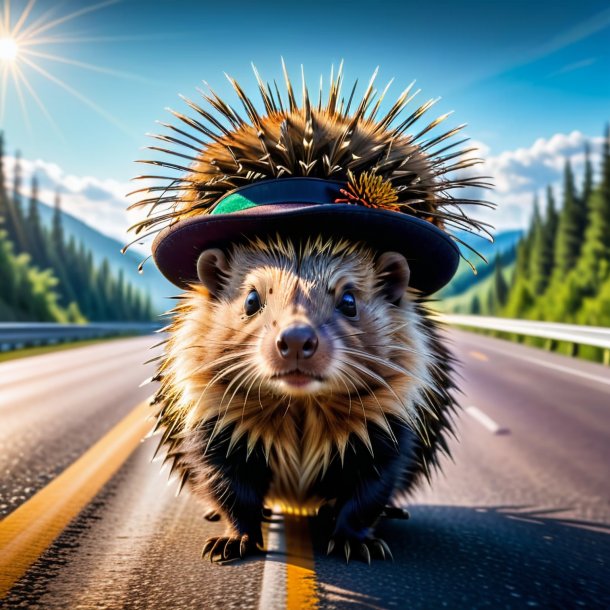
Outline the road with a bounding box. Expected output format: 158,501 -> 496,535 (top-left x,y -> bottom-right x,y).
0,330 -> 609,609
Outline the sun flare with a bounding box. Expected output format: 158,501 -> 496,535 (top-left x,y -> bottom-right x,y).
0,36 -> 18,61
0,0 -> 137,134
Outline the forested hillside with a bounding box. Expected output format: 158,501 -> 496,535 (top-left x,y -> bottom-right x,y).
453,125 -> 610,359
0,133 -> 153,322
502,126 -> 610,325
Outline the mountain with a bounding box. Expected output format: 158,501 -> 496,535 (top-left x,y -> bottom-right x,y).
36,202 -> 175,313
440,229 -> 523,298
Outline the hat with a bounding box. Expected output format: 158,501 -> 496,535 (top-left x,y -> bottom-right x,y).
129,62 -> 493,294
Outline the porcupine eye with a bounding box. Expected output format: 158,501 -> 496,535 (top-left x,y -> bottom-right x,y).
244,289 -> 262,316
336,291 -> 357,318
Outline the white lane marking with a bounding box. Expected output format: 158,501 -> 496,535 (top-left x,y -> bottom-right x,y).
468,340 -> 610,389
258,514 -> 286,610
465,406 -> 509,435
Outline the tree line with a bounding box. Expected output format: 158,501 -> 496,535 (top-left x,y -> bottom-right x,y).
467,124 -> 610,358
0,132 -> 153,322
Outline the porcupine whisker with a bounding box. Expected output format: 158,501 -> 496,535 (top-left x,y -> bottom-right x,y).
334,363 -> 371,441
333,329 -> 368,340
344,345 -> 433,389
219,364 -> 261,419
282,393 -> 293,419
343,366 -> 398,445
241,370 -> 263,423
385,321 -> 410,334
192,360 -> 254,422
182,349 -> 260,378
365,343 -> 419,355
171,352 -> 260,388
211,363 -> 261,439
337,368 -> 371,429
334,369 -> 355,417
339,347 -> 418,379
217,363 -> 258,411
342,357 -> 422,432
336,361 -> 396,442
183,340 -> 260,349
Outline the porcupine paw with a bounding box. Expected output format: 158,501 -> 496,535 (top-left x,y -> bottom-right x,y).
201,534 -> 264,563
326,535 -> 394,565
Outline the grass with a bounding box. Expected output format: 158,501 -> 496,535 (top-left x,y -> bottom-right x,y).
0,335 -> 141,364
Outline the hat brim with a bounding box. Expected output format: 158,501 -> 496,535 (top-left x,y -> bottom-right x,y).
152,203 -> 459,295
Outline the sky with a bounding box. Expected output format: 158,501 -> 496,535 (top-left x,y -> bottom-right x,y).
1,0 -> 609,246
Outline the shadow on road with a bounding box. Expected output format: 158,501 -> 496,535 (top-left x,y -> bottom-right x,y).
310,504 -> 610,609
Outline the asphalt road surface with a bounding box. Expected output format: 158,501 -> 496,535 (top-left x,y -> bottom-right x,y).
1,330 -> 609,609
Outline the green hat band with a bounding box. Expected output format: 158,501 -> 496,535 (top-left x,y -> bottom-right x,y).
211,178 -> 344,215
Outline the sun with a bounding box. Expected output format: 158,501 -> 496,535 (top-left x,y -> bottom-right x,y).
0,0 -> 139,134
0,37 -> 18,61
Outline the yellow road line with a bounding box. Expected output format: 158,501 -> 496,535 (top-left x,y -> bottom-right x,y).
469,350 -> 489,362
284,515 -> 319,609
0,398 -> 153,598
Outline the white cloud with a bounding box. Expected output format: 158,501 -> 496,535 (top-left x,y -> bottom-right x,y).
3,155 -> 144,250
465,130 -> 604,233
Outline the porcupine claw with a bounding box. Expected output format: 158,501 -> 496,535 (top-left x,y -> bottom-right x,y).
381,506 -> 410,520
201,534 -> 263,563
360,543 -> 371,565
326,536 -> 394,564
203,509 -> 221,522
372,538 -> 394,562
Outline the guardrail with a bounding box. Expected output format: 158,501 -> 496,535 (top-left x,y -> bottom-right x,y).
441,314 -> 610,365
0,322 -> 160,352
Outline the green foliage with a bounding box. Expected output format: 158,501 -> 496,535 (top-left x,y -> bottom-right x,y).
0,135 -> 155,322
0,231 -> 64,321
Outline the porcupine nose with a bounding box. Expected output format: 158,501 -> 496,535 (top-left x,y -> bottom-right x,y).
276,324 -> 319,360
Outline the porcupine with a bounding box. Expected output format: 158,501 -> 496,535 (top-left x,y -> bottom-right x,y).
127,62 -> 493,563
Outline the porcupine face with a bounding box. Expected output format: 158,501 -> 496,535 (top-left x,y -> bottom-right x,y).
165,234 -> 435,448
200,235 -> 415,394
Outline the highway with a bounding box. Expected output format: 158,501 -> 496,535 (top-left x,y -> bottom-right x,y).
0,330 -> 609,609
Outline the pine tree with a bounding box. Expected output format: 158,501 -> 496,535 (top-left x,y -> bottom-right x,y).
554,160 -> 585,275
51,189 -> 64,252
471,294 -> 481,315
528,196 -> 543,290
0,231 -> 17,310
492,255 -> 508,311
47,190 -> 77,306
531,187 -> 558,294
583,142 -> 594,210
7,150 -> 28,251
576,126 -> 610,290
0,132 -> 8,231
26,175 -> 48,268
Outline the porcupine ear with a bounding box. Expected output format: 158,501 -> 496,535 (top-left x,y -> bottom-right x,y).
376,252 -> 411,303
196,248 -> 230,298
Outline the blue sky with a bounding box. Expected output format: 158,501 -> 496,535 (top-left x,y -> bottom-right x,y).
1,0 -> 609,242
